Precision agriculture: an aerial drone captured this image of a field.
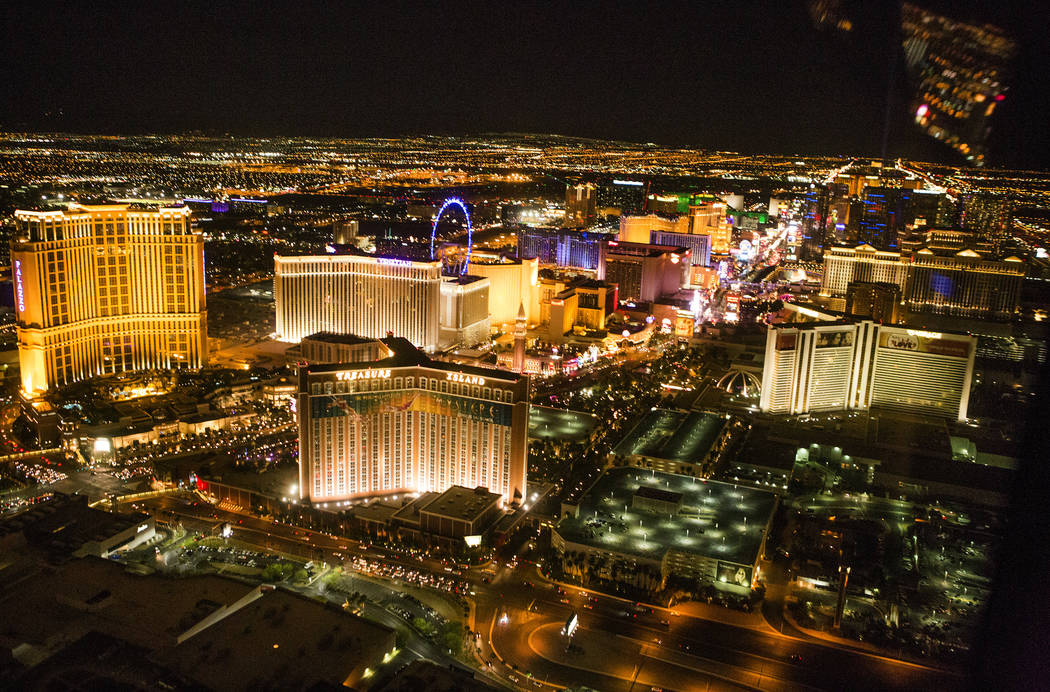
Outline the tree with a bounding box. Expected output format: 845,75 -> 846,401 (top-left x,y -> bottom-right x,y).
261,562 -> 295,582
441,622 -> 464,655
411,616 -> 434,636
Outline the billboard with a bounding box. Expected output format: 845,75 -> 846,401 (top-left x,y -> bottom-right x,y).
675,314 -> 695,337
691,266 -> 720,290
311,390 -> 514,426
879,330 -> 971,359
775,331 -> 798,351
717,561 -> 753,588
815,330 -> 853,348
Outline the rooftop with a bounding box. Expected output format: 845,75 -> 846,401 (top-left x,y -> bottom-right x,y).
0,494 -> 149,560
613,409 -> 726,464
301,332 -> 382,347
605,240 -> 689,258
0,555 -> 393,690
305,336 -> 525,383
556,467 -> 777,566
392,492 -> 440,525
528,405 -> 599,442
419,485 -> 502,522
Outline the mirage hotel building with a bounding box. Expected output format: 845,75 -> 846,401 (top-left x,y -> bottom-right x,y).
12,204 -> 206,393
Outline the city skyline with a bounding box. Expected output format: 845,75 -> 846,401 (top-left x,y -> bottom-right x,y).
0,127 -> 1046,692
1,4 -> 1048,690
2,2 -> 1047,168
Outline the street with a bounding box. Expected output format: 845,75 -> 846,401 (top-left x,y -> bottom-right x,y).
128,493 -> 964,691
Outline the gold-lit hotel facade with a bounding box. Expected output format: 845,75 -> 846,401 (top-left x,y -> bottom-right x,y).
297,337 -> 529,506
12,204 -> 207,393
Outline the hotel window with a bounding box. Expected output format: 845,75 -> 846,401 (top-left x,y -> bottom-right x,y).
406,377 -> 414,387
324,381 -> 333,394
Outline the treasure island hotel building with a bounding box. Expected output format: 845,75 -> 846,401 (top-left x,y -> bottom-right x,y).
12,204 -> 206,394
296,335 -> 528,506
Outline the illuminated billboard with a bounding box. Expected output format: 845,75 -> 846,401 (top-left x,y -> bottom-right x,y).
879,331 -> 971,359
311,390 -> 514,426
675,314 -> 695,338
815,330 -> 853,348
716,561 -> 752,588
563,612 -> 579,637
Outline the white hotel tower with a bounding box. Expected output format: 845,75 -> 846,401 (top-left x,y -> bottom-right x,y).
274,252 -> 490,352
760,317 -> 975,421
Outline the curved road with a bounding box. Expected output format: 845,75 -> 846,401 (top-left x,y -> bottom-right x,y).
130,493 -> 962,691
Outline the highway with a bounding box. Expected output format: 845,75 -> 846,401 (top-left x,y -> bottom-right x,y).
477,566 -> 959,692
129,493 -> 963,691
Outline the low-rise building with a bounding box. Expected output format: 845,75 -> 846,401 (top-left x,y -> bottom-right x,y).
349,484 -> 506,552
610,409 -> 732,477
0,554 -> 395,690
0,493 -> 155,559
552,467 -> 778,595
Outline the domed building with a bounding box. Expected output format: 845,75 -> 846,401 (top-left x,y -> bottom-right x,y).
716,368 -> 761,399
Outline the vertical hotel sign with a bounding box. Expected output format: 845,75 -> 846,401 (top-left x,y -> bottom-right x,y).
14,260 -> 24,314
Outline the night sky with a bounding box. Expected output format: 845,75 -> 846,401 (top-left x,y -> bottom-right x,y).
1,1 -> 1046,168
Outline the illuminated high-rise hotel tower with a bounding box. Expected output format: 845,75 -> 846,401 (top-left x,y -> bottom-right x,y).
274,251 -> 490,352
297,336 -> 529,505
12,204 -> 207,393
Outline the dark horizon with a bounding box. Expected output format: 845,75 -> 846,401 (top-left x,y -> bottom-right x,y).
1,1 -> 1046,168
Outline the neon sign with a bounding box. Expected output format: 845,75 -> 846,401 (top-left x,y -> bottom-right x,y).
335,369 -> 391,381
906,329 -> 942,340
447,372 -> 484,386
14,260 -> 24,312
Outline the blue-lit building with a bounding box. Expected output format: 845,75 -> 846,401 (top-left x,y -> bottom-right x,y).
858,187 -> 897,251
517,228 -> 613,271
650,229 -> 711,267
859,187 -> 946,252
801,186 -> 830,260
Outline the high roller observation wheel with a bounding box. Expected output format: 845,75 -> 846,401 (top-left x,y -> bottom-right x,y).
430,197 -> 473,274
